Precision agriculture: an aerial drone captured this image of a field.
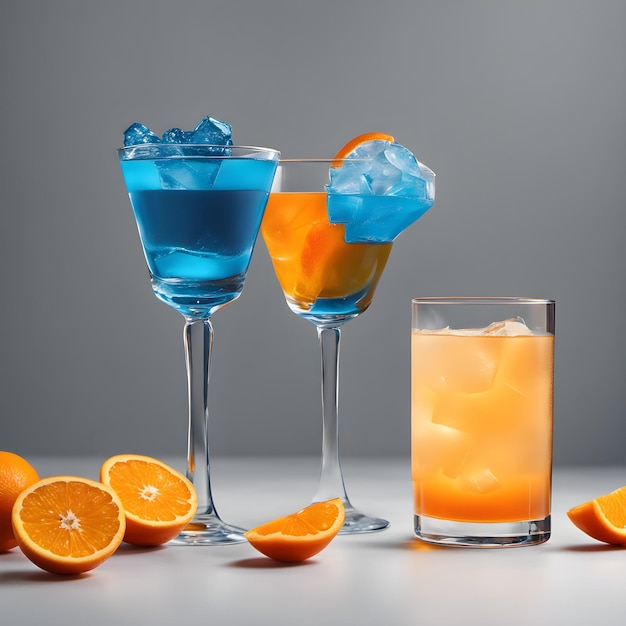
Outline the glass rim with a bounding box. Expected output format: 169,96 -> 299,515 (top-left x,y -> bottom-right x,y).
278,158 -> 349,164
117,144 -> 280,159
411,296 -> 555,305
276,158 -> 435,176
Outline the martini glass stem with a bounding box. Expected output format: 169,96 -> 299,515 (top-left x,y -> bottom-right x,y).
170,318 -> 246,544
184,318 -> 217,517
313,325 -> 390,534
313,326 -> 350,504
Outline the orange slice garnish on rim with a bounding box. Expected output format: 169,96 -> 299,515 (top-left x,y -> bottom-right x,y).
331,132 -> 395,167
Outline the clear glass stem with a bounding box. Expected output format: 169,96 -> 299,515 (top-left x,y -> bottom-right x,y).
170,318 -> 246,545
313,327 -> 350,504
184,318 -> 216,516
313,325 -> 390,534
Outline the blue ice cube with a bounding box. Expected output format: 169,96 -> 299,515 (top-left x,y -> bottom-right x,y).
157,161 -> 220,190
341,196 -> 434,243
162,127 -> 194,143
123,117 -> 233,147
190,116 -> 233,145
326,140 -> 435,243
123,123 -> 161,146
122,117 -> 234,188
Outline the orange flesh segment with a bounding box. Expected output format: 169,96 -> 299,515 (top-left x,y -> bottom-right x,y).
595,487 -> 626,527
106,459 -> 193,523
254,500 -> 343,536
12,476 -> 126,574
18,480 -> 122,557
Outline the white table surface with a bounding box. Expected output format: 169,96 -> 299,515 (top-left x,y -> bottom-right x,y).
2,457 -> 625,626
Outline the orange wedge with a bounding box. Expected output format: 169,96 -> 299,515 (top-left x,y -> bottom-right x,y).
298,222 -> 392,301
11,476 -> 126,575
296,220 -> 349,302
100,454 -> 197,546
331,132 -> 395,167
244,498 -> 345,562
567,485 -> 626,545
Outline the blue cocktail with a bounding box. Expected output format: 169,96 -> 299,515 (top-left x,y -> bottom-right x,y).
119,120 -> 279,544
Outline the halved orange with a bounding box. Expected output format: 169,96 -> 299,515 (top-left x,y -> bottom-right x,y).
567,485 -> 626,545
244,498 -> 345,562
331,132 -> 395,167
11,476 -> 126,575
100,454 -> 197,546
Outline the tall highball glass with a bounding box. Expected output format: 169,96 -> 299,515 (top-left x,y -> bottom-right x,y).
411,297 -> 555,547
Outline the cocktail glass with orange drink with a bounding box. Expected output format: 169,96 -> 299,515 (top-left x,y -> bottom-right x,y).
411,297 -> 555,547
262,135 -> 435,533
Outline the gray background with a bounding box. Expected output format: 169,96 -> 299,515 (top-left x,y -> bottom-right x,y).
1,0 -> 624,466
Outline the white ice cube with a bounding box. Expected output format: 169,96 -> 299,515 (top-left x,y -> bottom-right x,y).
482,318 -> 534,337
420,317 -> 534,337
459,467 -> 502,494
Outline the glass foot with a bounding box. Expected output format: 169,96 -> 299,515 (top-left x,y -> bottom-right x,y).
339,503 -> 390,535
414,514 -> 551,548
169,513 -> 247,546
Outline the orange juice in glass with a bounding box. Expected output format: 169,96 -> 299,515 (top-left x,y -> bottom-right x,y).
411,297 -> 554,547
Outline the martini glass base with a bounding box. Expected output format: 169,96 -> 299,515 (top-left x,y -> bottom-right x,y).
169,513 -> 247,546
338,502 -> 390,535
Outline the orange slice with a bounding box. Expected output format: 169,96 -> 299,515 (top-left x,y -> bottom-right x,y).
297,222 -> 392,302
295,220 -> 348,302
100,454 -> 197,546
332,132 -> 395,167
0,451 -> 39,551
567,485 -> 626,544
244,498 -> 345,562
11,476 -> 126,575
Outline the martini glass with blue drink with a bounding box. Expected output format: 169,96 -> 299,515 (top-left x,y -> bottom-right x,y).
118,117 -> 279,545
262,134 -> 435,533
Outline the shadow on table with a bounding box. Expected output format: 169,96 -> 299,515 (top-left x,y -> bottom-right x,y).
0,569 -> 88,583
560,543 -> 625,553
227,557 -> 317,569
113,543 -> 166,556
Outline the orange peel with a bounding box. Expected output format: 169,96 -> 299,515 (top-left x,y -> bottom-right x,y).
331,132 -> 395,167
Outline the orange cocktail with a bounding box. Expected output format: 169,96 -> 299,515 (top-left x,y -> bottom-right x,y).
262,146 -> 434,535
262,192 -> 391,321
411,298 -> 555,547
